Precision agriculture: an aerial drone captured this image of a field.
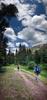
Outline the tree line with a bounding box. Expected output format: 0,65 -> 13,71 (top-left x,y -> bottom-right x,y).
6,44 -> 47,67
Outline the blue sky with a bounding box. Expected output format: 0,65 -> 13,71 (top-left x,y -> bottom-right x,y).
0,0 -> 47,52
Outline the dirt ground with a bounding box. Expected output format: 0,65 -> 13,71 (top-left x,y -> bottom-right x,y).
18,71 -> 47,100
0,70 -> 47,100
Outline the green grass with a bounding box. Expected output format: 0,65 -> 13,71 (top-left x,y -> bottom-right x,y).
41,70 -> 47,78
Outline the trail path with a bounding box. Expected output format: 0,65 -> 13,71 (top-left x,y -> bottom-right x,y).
18,71 -> 47,100
0,70 -> 47,100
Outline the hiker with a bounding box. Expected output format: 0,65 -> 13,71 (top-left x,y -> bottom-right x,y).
17,64 -> 19,71
34,64 -> 41,80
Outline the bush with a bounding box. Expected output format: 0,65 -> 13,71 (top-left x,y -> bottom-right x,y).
40,63 -> 47,70
28,61 -> 35,70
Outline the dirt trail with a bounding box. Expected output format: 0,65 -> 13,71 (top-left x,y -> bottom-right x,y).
17,71 -> 47,100
0,70 -> 47,100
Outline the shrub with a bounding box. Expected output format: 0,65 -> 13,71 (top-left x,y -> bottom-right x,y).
28,61 -> 35,70
40,63 -> 47,70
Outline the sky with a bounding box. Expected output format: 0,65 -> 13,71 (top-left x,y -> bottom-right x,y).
0,0 -> 47,52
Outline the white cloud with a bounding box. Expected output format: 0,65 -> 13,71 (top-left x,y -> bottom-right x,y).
1,0 -> 15,5
31,15 -> 47,34
7,41 -> 17,53
40,20 -> 47,30
31,15 -> 45,27
4,28 -> 17,51
42,0 -> 47,5
5,28 -> 15,35
17,32 -> 24,39
18,13 -> 47,44
18,15 -> 47,44
1,0 -> 47,49
32,40 -> 47,47
34,31 -> 46,41
7,42 -> 15,48
4,28 -> 16,41
16,42 -> 20,47
21,42 -> 29,47
16,1 -> 36,21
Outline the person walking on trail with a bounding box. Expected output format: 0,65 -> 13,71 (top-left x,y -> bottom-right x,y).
17,64 -> 19,71
34,64 -> 41,80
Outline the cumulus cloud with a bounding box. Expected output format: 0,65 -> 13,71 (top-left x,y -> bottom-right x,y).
31,15 -> 47,33
15,0 -> 47,46
7,42 -> 15,48
42,0 -> 47,5
18,15 -> 47,45
4,28 -> 16,41
15,0 -> 36,22
4,28 -> 17,51
0,0 -> 15,5
31,15 -> 45,26
0,0 -> 47,49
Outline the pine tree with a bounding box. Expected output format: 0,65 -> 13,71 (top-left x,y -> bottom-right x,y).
34,50 -> 40,64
